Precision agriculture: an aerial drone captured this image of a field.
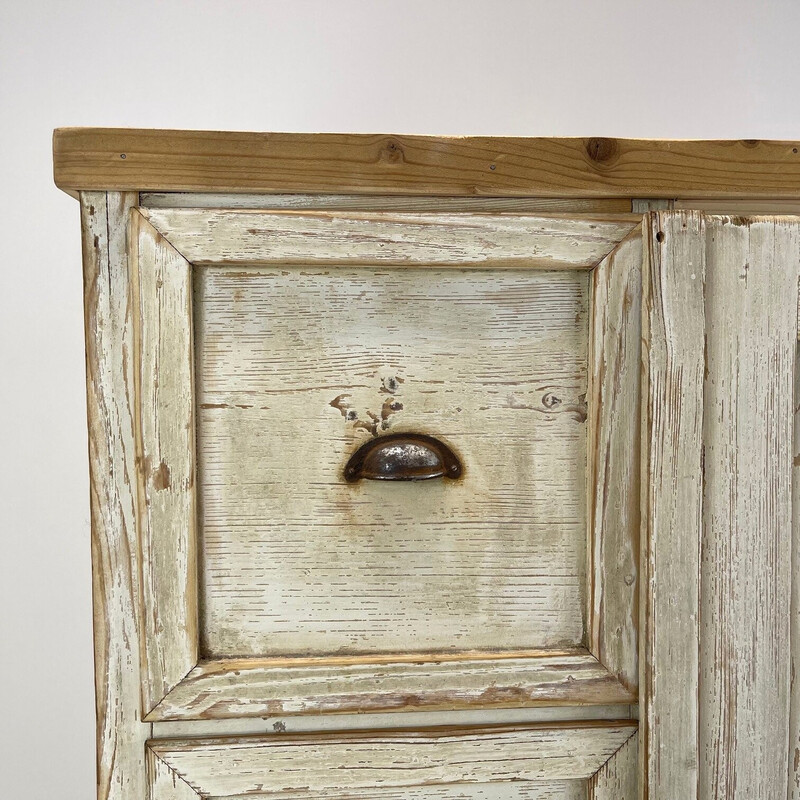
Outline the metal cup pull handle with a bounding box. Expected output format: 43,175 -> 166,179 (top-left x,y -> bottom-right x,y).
344,433 -> 462,482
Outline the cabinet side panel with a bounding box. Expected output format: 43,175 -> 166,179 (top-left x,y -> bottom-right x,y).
81,192 -> 148,800
640,211 -> 705,800
700,217 -> 800,800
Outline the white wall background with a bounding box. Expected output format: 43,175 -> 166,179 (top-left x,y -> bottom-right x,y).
2,1 -> 799,796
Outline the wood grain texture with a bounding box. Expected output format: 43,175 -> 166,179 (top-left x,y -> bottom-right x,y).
146,721 -> 636,797
146,650 -> 634,721
587,227 -> 642,692
194,266 -> 589,657
129,210 -> 198,714
640,211 -> 706,800
631,200 -> 675,213
54,129 -> 800,198
588,732 -> 638,800
141,192 -> 631,213
699,217 -> 800,800
141,208 -> 637,269
81,192 -> 150,800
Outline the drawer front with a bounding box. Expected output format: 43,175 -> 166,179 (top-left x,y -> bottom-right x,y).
130,208 -> 640,720
147,721 -> 637,799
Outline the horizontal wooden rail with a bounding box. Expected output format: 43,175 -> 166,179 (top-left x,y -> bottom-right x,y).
54,129 -> 800,198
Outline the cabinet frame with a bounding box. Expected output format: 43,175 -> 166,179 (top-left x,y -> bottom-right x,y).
64,130 -> 800,800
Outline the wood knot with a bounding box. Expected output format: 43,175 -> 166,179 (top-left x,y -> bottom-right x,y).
585,137 -> 619,166
152,460 -> 172,491
380,139 -> 405,164
542,392 -> 562,409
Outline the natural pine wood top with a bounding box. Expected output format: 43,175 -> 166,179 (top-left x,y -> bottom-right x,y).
53,129 -> 800,198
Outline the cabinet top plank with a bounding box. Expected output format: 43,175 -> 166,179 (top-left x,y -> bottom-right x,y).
53,129 -> 800,198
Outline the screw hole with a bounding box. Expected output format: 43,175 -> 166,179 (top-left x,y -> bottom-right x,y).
489,164 -> 496,171
120,153 -> 126,159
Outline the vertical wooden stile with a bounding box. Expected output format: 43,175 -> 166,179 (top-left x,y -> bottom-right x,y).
640,211 -> 706,800
700,216 -> 799,800
641,211 -> 800,799
81,192 -> 149,800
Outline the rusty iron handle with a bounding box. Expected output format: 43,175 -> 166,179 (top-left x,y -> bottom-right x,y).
344,433 -> 462,482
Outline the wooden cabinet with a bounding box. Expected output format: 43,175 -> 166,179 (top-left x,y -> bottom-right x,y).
55,130 -> 800,799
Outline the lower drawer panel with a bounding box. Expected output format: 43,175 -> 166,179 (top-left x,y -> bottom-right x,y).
147,721 -> 636,799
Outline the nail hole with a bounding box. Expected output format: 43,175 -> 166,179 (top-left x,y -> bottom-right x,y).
120,153 -> 127,159
656,231 -> 665,243
489,164 -> 496,170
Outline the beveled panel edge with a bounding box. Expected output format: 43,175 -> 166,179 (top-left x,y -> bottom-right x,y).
587,225 -> 642,693
143,650 -> 635,722
139,207 -> 640,270
146,719 -> 638,798
129,209 -> 199,716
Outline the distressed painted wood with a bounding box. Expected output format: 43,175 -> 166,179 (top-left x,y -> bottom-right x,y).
141,208 -> 637,269
146,650 -> 634,721
81,192 -> 150,800
147,721 -> 636,798
640,211 -> 706,800
588,732 -> 638,800
640,212 -> 800,799
129,210 -> 198,714
141,192 -> 631,213
147,747 -> 199,800
587,227 -> 642,692
54,129 -> 800,198
63,133 -> 800,799
699,216 -> 800,800
195,265 -> 589,657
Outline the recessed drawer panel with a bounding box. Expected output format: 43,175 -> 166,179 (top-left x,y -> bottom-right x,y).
195,266 -> 588,658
